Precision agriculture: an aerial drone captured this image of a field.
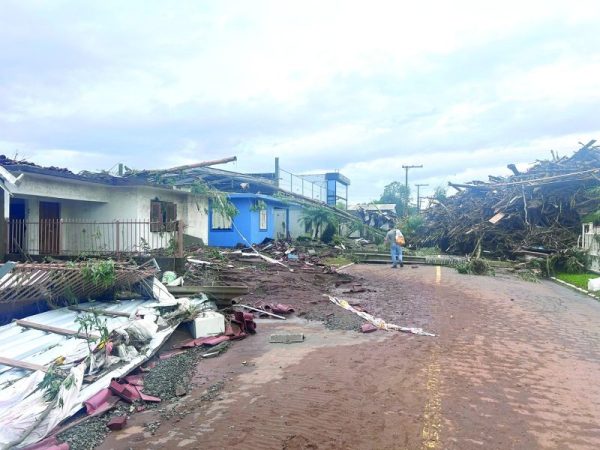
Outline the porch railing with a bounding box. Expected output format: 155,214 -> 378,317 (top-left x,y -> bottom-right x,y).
581,223 -> 600,272
6,219 -> 184,258
581,223 -> 600,253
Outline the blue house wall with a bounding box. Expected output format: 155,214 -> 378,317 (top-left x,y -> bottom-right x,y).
208,194 -> 286,247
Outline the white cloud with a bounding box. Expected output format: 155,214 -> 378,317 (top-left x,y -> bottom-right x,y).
1,0 -> 600,204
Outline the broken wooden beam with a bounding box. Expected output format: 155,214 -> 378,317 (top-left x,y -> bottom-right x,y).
236,304 -> 286,320
0,355 -> 48,372
15,319 -> 100,340
167,285 -> 249,300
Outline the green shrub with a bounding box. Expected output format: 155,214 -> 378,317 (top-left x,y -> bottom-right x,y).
321,223 -> 337,243
81,259 -> 116,289
455,258 -> 494,276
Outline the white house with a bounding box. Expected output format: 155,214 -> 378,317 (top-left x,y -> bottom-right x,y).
581,222 -> 600,273
0,158 -> 208,257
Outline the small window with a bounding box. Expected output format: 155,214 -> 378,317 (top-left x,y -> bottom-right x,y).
212,210 -> 233,230
259,208 -> 267,230
150,200 -> 177,232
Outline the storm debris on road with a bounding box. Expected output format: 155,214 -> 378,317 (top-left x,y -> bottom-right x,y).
326,295 -> 436,337
416,140 -> 600,257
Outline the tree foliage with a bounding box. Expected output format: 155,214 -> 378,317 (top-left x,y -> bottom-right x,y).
299,206 -> 339,240
377,181 -> 411,216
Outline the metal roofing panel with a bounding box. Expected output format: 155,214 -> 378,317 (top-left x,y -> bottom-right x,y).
0,299 -> 150,387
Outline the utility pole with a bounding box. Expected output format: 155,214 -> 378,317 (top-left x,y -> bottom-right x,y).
401,165 -> 423,215
402,165 -> 423,189
415,183 -> 429,211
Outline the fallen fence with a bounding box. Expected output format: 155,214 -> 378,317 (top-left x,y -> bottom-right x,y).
0,260 -> 157,307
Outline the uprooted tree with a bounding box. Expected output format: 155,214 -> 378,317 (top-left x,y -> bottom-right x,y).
414,140 -> 600,258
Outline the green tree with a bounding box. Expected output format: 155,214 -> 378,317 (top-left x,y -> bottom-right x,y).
377,181 -> 411,217
433,185 -> 447,202
299,206 -> 338,239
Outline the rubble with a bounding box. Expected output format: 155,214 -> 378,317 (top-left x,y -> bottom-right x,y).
416,141 -> 600,258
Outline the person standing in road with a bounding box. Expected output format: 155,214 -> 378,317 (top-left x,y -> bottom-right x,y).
385,225 -> 404,268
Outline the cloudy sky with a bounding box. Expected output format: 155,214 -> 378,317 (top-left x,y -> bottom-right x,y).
1,0 -> 600,203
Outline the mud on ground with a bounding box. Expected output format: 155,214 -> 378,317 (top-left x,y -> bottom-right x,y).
100,263 -> 600,450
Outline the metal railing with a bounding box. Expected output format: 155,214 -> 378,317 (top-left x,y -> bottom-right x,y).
278,168 -> 327,202
581,223 -> 600,272
7,219 -> 184,258
581,223 -> 600,253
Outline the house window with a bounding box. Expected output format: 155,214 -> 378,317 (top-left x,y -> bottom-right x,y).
259,208 -> 267,230
150,200 -> 177,232
212,210 -> 233,230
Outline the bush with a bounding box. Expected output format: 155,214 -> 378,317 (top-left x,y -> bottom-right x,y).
455,258 -> 494,276
321,223 -> 337,244
548,247 -> 589,275
81,259 -> 116,289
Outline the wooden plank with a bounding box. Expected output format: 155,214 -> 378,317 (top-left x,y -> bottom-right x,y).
0,355 -> 48,372
167,285 -> 249,299
16,319 -> 100,340
68,305 -> 132,318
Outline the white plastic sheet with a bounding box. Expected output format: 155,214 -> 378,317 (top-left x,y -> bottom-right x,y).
326,295 -> 436,337
0,363 -> 84,449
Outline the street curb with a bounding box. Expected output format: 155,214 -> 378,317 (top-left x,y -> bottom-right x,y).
550,277 -> 600,300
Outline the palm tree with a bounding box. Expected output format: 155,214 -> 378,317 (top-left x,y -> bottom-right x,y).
299,206 -> 337,239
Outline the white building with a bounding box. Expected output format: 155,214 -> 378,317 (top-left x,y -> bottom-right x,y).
0,160 -> 208,257
581,222 -> 600,273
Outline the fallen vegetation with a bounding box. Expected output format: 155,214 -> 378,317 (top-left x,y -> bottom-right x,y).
415,141 -> 600,259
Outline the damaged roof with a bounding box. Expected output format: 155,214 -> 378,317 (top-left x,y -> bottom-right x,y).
0,154 -> 279,194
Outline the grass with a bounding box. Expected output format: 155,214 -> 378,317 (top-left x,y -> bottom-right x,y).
555,272 -> 599,291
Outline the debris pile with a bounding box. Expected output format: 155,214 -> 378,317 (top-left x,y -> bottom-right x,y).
0,274 -> 246,449
0,260 -> 156,313
416,141 -> 600,257
348,203 -> 398,231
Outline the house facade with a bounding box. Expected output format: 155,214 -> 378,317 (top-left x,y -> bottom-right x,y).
0,162 -> 208,257
208,194 -> 296,247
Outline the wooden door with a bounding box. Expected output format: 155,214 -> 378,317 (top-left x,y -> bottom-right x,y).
274,208 -> 287,239
9,199 -> 26,254
39,202 -> 60,255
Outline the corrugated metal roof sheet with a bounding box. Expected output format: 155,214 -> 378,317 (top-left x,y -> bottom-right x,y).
0,299 -> 149,387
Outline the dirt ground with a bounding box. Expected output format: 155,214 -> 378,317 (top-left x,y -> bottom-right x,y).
99,264 -> 600,450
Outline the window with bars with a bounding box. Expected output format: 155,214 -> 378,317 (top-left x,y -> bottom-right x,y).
150,200 -> 177,232
259,208 -> 267,230
211,210 -> 233,230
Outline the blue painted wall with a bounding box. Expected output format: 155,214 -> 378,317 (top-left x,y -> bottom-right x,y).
208,195 -> 284,247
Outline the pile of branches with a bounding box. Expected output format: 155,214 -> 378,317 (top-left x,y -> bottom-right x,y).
416,140 -> 600,257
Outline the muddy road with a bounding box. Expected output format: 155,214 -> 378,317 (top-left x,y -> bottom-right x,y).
100,264 -> 600,450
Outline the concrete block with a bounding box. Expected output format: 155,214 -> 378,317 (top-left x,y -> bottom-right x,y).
269,333 -> 305,344
589,277 -> 600,292
107,416 -> 128,431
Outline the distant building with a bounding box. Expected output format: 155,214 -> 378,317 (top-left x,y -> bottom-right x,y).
348,203 -> 398,230
297,172 -> 350,208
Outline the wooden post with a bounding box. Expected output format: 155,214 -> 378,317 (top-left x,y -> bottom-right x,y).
177,220 -> 184,257
58,219 -> 63,255
115,220 -> 120,259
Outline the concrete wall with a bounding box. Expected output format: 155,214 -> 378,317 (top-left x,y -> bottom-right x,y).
6,174 -> 208,255
288,206 -> 307,239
